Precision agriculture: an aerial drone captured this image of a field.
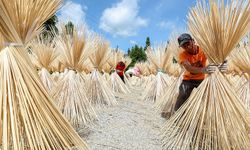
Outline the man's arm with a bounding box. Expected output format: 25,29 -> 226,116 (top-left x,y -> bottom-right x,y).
182,60 -> 207,74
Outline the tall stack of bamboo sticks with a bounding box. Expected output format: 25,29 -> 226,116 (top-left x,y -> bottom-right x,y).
163,0 -> 250,149
50,25 -> 97,127
107,49 -> 131,94
230,42 -> 250,110
29,35 -> 58,91
0,0 -> 90,149
143,43 -> 173,102
154,35 -> 184,117
87,36 -> 117,106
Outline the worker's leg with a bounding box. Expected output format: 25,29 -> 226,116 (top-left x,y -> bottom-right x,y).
174,81 -> 194,111
119,75 -> 125,83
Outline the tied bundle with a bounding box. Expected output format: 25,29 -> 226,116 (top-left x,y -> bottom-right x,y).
163,0 -> 250,149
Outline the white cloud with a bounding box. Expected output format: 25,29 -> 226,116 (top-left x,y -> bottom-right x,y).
99,0 -> 148,37
129,40 -> 137,45
58,1 -> 87,25
157,21 -> 176,30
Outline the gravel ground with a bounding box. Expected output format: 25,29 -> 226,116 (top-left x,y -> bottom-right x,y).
78,89 -> 166,150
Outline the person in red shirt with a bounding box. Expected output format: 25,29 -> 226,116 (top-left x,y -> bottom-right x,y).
115,61 -> 126,83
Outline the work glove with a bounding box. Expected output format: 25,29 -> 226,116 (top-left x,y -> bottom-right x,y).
204,65 -> 217,74
218,61 -> 228,73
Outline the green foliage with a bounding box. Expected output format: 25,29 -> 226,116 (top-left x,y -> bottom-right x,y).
128,44 -> 147,68
144,37 -> 151,51
65,21 -> 74,35
42,15 -> 58,37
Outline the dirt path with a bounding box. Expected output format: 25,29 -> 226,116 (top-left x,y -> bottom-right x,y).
79,89 -> 165,150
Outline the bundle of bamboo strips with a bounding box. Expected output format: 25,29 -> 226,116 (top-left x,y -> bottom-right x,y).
87,36 -> 117,106
51,70 -> 97,126
51,25 -> 97,127
0,33 -> 4,50
131,62 -> 155,87
29,35 -> 58,91
122,56 -> 132,68
107,49 -> 131,94
143,44 -> 173,102
122,56 -> 134,88
230,44 -> 250,110
163,0 -> 250,149
129,63 -> 143,87
164,35 -> 182,77
154,35 -> 184,116
0,0 -> 89,149
154,73 -> 183,117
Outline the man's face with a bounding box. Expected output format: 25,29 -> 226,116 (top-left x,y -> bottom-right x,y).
181,40 -> 195,54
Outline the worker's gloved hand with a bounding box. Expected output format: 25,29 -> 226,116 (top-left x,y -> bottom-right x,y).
203,65 -> 217,74
218,61 -> 228,73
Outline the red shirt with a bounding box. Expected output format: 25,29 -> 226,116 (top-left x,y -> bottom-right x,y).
116,62 -> 126,76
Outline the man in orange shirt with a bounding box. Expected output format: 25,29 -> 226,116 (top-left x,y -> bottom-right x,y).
174,33 -> 219,111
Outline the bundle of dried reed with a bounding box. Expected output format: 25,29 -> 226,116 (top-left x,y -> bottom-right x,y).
0,0 -> 89,149
143,44 -> 173,102
163,0 -> 250,149
230,43 -> 250,110
51,70 -> 97,127
87,36 -> 117,106
154,73 -> 183,117
107,50 -> 130,94
29,35 -> 58,91
110,71 -> 131,94
87,69 -> 117,106
52,25 -> 97,126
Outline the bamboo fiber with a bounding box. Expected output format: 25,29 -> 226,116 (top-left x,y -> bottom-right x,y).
57,25 -> 94,72
237,79 -> 250,110
188,0 -> 250,64
143,72 -> 171,102
29,36 -> 59,71
86,69 -> 117,106
163,0 -> 250,149
144,45 -> 173,102
122,56 -> 132,69
52,26 -> 97,126
231,45 -> 250,75
29,36 -> 58,91
107,50 -> 131,94
110,71 -> 131,94
162,71 -> 250,150
107,49 -> 124,69
87,36 -> 117,106
154,73 -> 183,116
38,68 -> 56,91
51,70 -> 97,127
0,0 -> 89,149
230,44 -> 250,110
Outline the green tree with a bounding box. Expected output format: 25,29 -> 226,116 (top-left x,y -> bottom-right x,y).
65,21 -> 74,35
128,44 -> 147,68
144,37 -> 151,51
127,48 -> 131,55
42,15 -> 58,37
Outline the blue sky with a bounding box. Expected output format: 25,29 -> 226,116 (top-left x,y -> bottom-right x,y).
57,0 -> 197,52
